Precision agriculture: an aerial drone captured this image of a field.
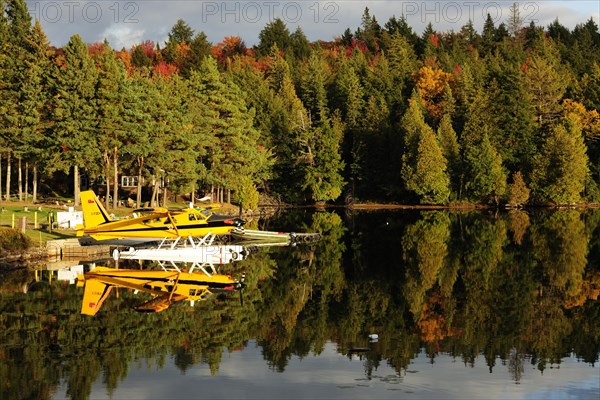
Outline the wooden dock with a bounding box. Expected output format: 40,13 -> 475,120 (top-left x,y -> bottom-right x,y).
46,238 -> 111,259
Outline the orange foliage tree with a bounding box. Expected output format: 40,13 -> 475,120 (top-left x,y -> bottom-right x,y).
413,66 -> 453,121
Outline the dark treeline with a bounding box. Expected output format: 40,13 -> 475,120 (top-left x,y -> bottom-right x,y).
0,0 -> 599,207
0,209 -> 599,398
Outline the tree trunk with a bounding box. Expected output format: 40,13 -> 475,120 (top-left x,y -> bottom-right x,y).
190,183 -> 195,207
151,178 -> 159,207
74,165 -> 80,206
32,163 -> 37,203
227,189 -> 230,204
136,156 -> 143,208
18,157 -> 22,201
0,153 -> 3,201
6,152 -> 11,201
25,162 -> 29,202
113,146 -> 118,209
104,150 -> 110,209
163,184 -> 168,207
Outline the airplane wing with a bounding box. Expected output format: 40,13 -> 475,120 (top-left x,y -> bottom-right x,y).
133,293 -> 188,313
83,212 -> 168,232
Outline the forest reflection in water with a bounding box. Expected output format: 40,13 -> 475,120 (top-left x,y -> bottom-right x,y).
0,208 -> 598,399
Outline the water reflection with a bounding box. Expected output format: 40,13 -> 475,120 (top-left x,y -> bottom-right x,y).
0,209 -> 598,399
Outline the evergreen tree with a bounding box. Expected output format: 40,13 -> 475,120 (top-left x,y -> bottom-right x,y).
256,18 -> 291,57
19,19 -> 52,203
507,171 -> 530,207
521,51 -> 568,132
180,32 -> 212,78
530,121 -> 589,204
95,42 -> 126,209
289,27 -> 311,60
401,93 -> 450,204
120,72 -> 153,207
463,133 -> 507,204
48,34 -> 100,205
302,116 -> 345,203
481,13 -> 497,55
357,7 -> 382,52
437,113 -> 460,197
461,89 -> 507,203
298,51 -> 329,125
195,57 -> 269,202
163,19 -> 194,65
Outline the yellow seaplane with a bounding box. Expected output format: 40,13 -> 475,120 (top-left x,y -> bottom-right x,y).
76,266 -> 244,315
77,190 -> 244,244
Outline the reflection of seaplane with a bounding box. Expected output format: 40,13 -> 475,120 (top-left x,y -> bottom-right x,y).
76,190 -> 244,244
113,234 -> 250,277
76,266 -> 244,315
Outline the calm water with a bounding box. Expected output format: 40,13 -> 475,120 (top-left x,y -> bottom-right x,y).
1,209 -> 599,399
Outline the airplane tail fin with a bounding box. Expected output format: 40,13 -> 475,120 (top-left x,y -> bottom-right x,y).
80,190 -> 112,228
80,279 -> 113,316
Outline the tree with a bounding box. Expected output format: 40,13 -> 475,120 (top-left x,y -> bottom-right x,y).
195,57 -> 270,203
95,42 -> 126,209
163,19 -> 194,65
48,34 -> 100,205
256,18 -> 291,57
463,133 -> 507,204
298,51 -> 329,125
180,32 -> 212,78
302,116 -> 345,203
507,2 -> 523,40
530,122 -> 589,204
521,50 -> 568,132
437,113 -> 460,197
507,171 -> 530,207
289,27 -> 311,60
401,93 -> 450,204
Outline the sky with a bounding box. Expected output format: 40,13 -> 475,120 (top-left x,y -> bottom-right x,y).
54,342 -> 600,399
25,1 -> 600,50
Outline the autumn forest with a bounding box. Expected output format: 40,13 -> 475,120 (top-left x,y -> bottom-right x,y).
1,0 -> 599,208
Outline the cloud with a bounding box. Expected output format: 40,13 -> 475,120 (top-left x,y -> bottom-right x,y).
100,24 -> 145,49
26,0 -> 599,47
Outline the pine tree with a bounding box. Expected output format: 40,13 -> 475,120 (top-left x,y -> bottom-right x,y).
507,171 -> 530,207
19,19 -> 52,203
256,18 -> 291,57
521,46 -> 568,132
463,133 -> 507,204
121,71 -> 153,207
298,51 -> 329,125
302,115 -> 345,203
49,34 -> 100,205
437,113 -> 460,197
95,42 -> 126,209
530,122 -> 589,204
195,57 -> 269,202
180,32 -> 212,77
289,27 -> 311,60
401,93 -> 450,204
461,89 -> 507,203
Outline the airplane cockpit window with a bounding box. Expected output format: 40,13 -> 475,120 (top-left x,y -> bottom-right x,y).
189,289 -> 197,296
201,210 -> 210,217
188,214 -> 196,221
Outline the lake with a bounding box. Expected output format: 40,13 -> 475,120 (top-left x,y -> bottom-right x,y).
1,208 -> 599,399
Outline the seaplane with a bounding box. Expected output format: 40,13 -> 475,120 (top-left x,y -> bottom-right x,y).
77,190 -> 244,245
76,266 -> 245,315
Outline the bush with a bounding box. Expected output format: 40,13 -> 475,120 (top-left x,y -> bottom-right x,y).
0,228 -> 32,255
